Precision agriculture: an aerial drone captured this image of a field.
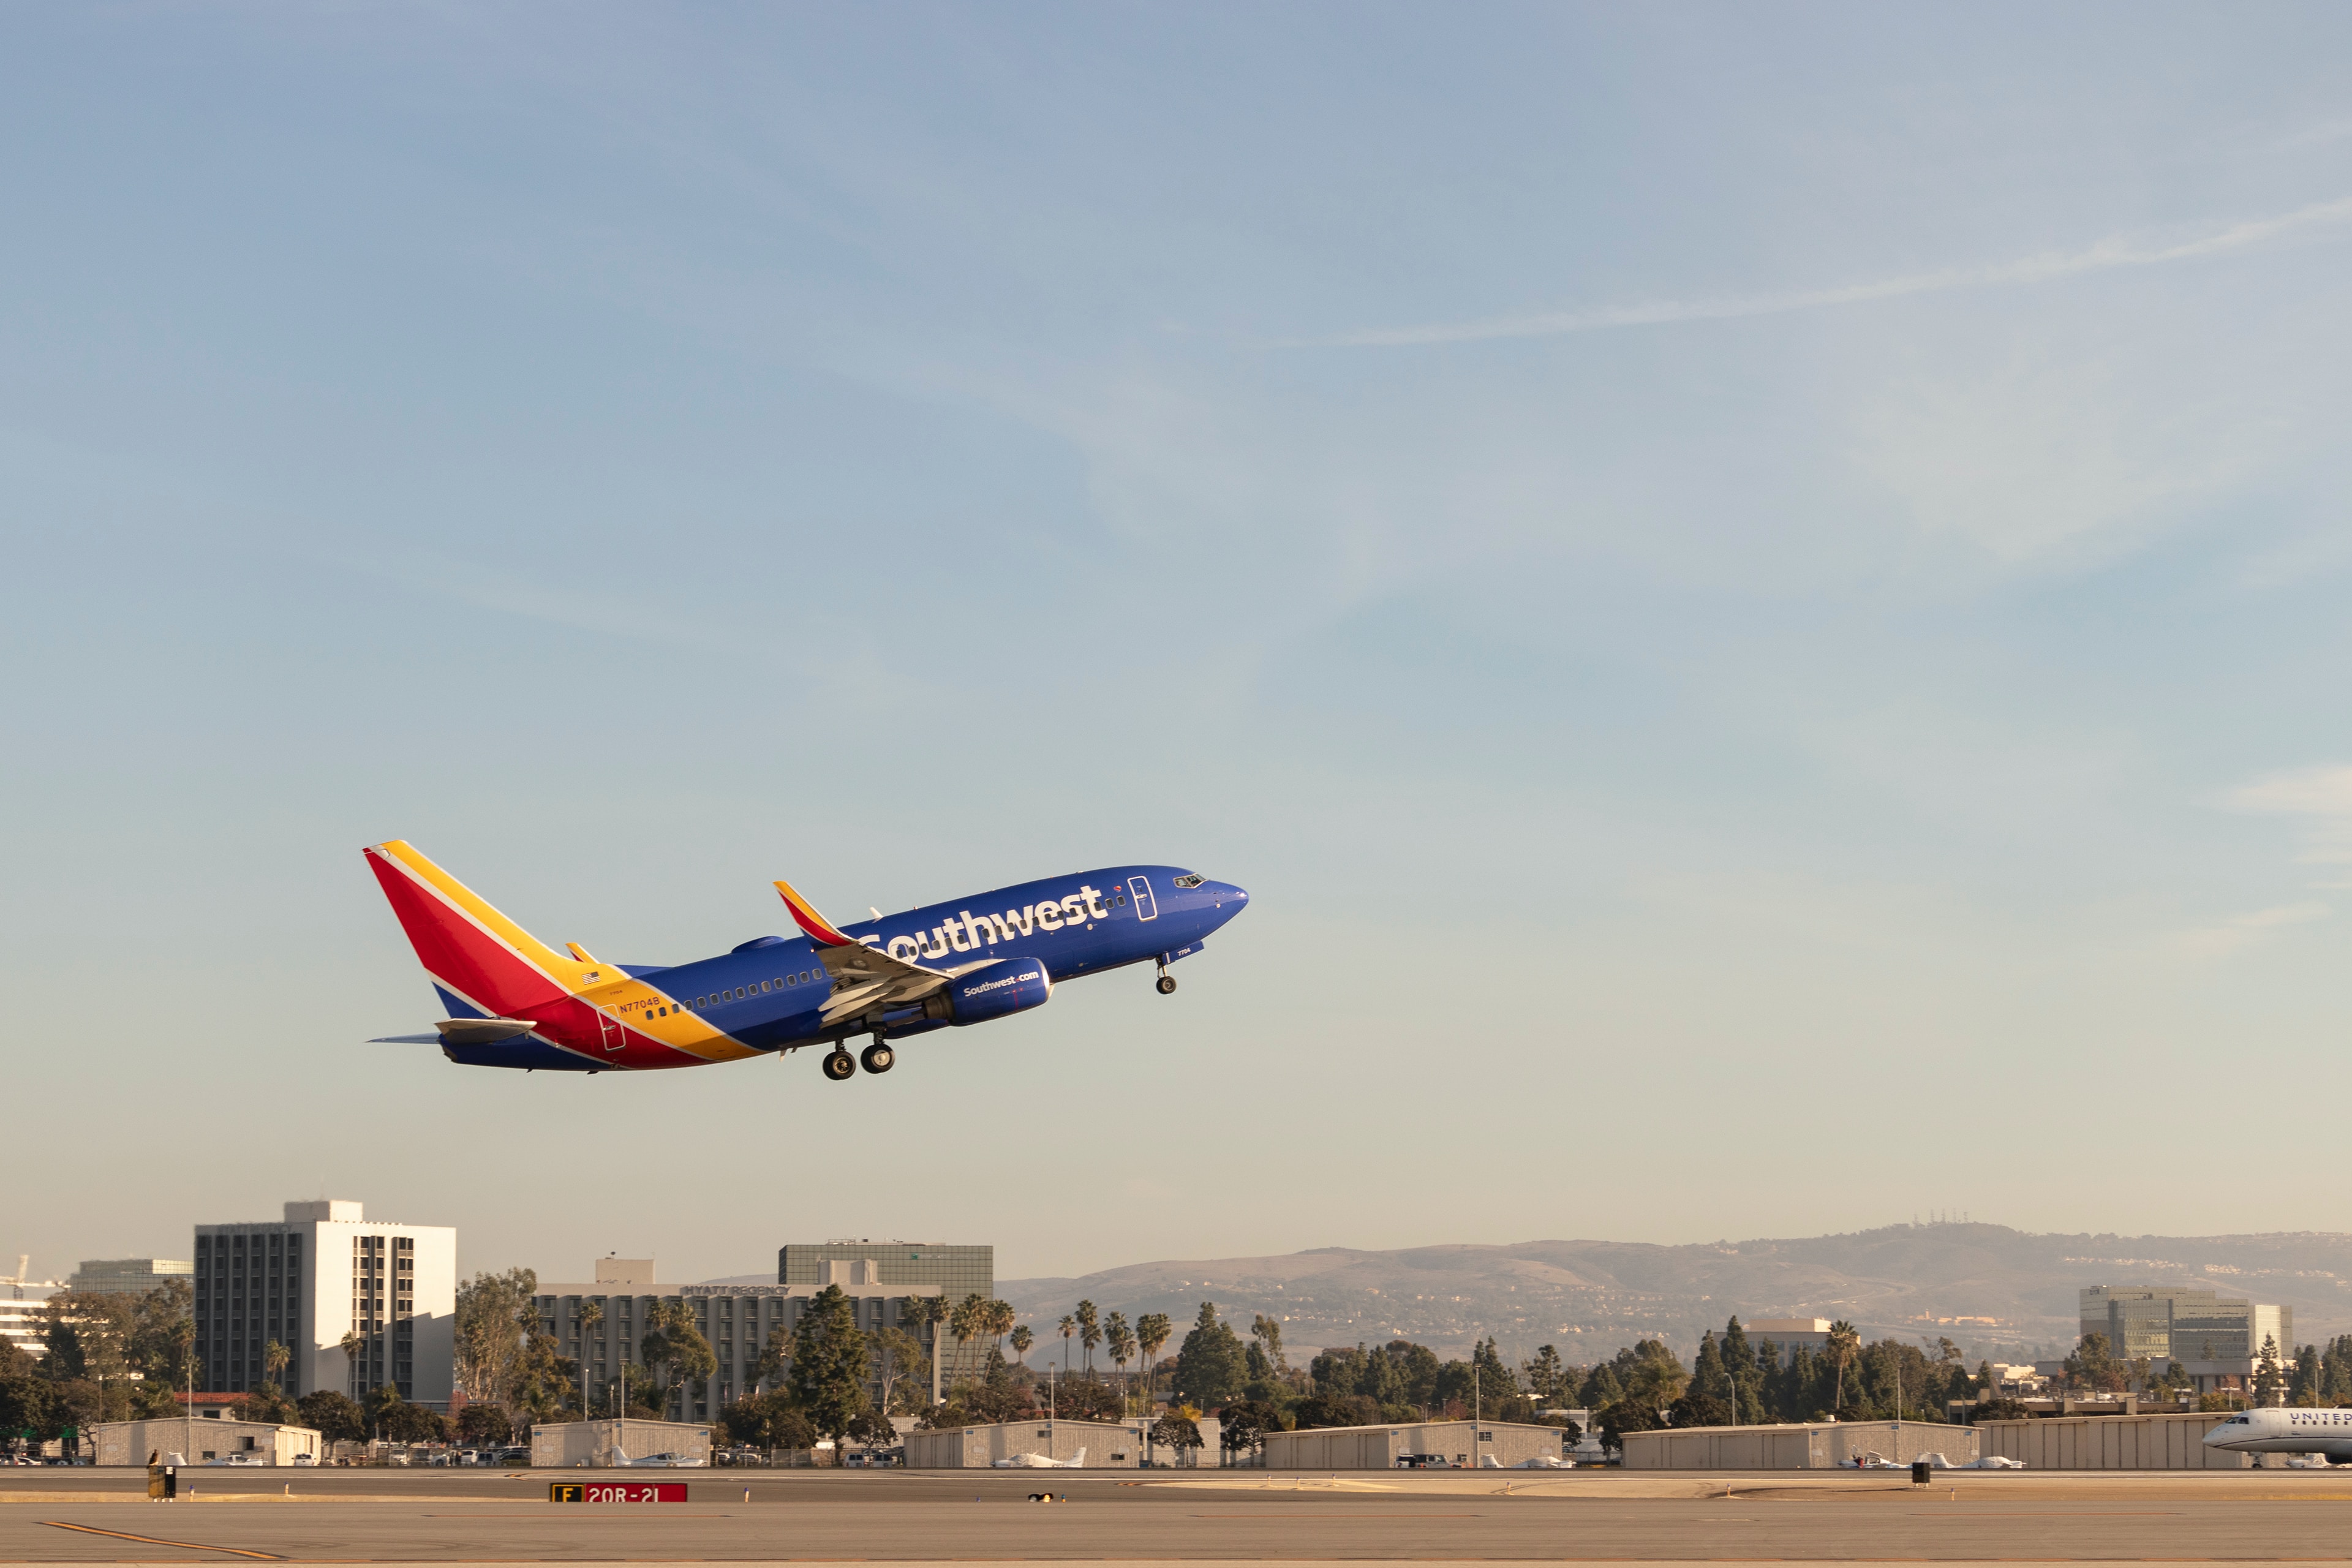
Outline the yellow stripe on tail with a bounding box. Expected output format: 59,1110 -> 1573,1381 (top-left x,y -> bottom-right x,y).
372,840 -> 612,993
774,878 -> 856,947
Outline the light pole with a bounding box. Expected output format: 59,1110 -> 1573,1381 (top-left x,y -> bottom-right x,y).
1473,1363 -> 1481,1470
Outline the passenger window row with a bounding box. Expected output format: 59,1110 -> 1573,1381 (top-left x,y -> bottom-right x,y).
686,970 -> 823,1010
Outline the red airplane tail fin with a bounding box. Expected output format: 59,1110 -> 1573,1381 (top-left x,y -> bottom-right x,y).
364,842 -> 590,1016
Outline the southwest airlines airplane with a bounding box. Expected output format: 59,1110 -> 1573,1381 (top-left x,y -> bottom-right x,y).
2204,1407 -> 2352,1463
364,841 -> 1249,1079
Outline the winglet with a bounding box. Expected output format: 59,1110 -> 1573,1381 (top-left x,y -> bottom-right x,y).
774,878 -> 857,948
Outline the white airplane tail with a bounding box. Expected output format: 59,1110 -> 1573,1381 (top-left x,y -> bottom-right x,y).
611,1445 -> 630,1466
1071,1448 -> 1085,1466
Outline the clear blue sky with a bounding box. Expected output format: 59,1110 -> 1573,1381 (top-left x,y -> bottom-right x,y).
7,4 -> 2352,1289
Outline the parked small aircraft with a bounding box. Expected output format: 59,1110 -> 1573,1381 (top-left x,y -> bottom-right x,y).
992,1449 -> 1087,1468
611,1447 -> 706,1468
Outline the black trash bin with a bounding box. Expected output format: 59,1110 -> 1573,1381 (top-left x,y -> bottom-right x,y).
1910,1460 -> 1931,1485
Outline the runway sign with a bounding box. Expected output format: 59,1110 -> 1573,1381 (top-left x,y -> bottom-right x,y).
549,1482 -> 689,1503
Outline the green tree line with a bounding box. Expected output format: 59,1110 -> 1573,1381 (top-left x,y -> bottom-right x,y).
1085,1305 -> 2008,1460
1578,1318 -> 1989,1450
1,1283 -> 197,1446
2285,1335 -> 2352,1408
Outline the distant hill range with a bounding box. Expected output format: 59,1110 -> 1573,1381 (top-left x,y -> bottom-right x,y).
986,1225 -> 2352,1368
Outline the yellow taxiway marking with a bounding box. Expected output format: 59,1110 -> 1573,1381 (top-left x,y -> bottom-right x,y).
41,1518 -> 284,1558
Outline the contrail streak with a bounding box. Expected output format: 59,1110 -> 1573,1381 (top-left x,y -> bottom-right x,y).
1311,195 -> 2352,348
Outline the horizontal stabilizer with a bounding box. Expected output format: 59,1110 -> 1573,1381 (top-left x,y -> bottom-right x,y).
439,1017 -> 537,1043
369,1018 -> 539,1045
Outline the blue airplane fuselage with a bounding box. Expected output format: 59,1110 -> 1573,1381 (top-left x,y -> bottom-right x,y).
425,865 -> 1247,1071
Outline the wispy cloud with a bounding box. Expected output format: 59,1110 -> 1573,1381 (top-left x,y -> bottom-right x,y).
326,546 -> 763,657
2176,900 -> 2331,959
2276,118 -> 2352,152
1310,196 -> 2352,349
2230,763 -> 2352,865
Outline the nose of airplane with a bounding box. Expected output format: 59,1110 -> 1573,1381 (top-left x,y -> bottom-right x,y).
1205,880 -> 1250,923
2202,1415 -> 2248,1447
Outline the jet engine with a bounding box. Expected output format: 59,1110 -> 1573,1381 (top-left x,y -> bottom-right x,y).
939,956 -> 1053,1025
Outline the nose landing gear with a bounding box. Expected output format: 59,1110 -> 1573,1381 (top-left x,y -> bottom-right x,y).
1155,963 -> 1177,995
822,1049 -> 856,1081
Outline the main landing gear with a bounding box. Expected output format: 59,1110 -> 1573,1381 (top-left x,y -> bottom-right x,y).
823,1039 -> 895,1081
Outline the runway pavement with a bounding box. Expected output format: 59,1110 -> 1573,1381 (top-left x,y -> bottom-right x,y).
4,1468 -> 2351,1561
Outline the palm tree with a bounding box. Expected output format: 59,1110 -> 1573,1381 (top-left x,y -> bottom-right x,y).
339,1330 -> 368,1398
575,1302 -> 605,1414
949,1294 -> 986,1385
1058,1315 -> 1076,1374
1826,1321 -> 1861,1414
1136,1314 -> 1171,1409
987,1300 -> 1016,1366
1010,1325 -> 1034,1366
900,1296 -> 946,1404
1076,1300 -> 1100,1376
1106,1313 -> 1134,1407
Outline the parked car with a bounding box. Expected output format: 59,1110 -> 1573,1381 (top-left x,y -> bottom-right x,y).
492,1447 -> 530,1466
1395,1453 -> 1452,1469
291,1453 -> 317,1466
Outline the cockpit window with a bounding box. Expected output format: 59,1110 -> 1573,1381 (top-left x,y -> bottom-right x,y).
1174,874 -> 1205,888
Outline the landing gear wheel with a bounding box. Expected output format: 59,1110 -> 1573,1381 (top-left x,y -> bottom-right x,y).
1155,973 -> 1177,995
861,1042 -> 895,1074
822,1050 -> 856,1082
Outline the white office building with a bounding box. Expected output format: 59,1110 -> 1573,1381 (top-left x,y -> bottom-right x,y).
0,1273 -> 60,1362
194,1200 -> 456,1409
1746,1318 -> 1835,1364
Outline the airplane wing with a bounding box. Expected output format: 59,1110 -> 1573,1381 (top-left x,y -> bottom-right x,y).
773,878 -> 953,1025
